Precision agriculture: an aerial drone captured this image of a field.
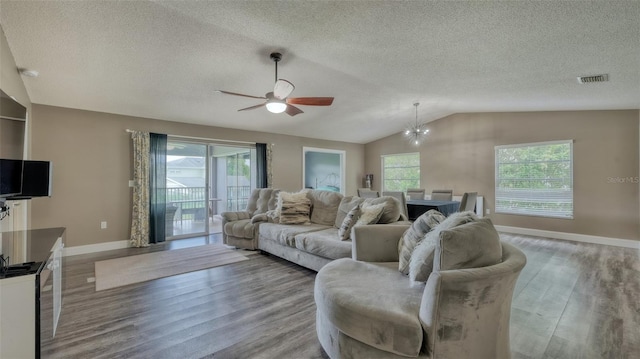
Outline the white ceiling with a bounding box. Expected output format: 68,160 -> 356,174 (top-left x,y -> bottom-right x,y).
1,1 -> 638,144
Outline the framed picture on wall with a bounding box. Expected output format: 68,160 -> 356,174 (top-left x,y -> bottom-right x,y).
302,147 -> 345,194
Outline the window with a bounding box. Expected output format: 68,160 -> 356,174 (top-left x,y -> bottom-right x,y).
495,140 -> 573,219
382,153 -> 420,192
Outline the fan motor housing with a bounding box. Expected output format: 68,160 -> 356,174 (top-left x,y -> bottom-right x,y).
270,52 -> 282,62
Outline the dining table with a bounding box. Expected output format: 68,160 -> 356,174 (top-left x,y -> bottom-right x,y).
406,199 -> 461,220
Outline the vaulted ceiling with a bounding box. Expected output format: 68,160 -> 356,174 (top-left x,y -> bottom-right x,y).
1,1 -> 638,144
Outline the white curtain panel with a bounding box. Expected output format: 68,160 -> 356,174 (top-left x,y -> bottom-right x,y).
130,131 -> 150,247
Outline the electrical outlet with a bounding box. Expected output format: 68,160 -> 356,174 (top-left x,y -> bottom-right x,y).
101,221 -> 107,229
485,209 -> 491,215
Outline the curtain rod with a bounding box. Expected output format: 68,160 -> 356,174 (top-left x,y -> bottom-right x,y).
125,129 -> 256,145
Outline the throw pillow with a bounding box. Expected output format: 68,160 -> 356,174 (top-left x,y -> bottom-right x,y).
408,211 -> 478,283
355,202 -> 384,226
397,210 -> 446,274
277,191 -> 312,225
355,202 -> 385,226
435,217 -> 502,271
361,196 -> 401,224
338,206 -> 361,240
334,196 -> 364,228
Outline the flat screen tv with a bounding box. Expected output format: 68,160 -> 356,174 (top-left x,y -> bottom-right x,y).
0,159 -> 23,198
8,160 -> 52,200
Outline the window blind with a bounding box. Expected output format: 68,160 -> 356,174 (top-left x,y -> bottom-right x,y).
495,140 -> 573,219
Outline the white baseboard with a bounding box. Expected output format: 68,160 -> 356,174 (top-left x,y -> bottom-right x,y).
495,225 -> 640,249
63,240 -> 131,257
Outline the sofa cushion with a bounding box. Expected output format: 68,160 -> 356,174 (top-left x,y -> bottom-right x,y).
223,218 -> 255,240
398,210 -> 446,275
409,211 -> 478,283
362,196 -> 401,224
295,228 -> 352,259
278,191 -> 312,225
334,196 -> 364,228
435,217 -> 502,271
338,206 -> 360,240
315,259 -> 425,357
356,202 -> 385,226
307,190 -> 343,226
259,223 -> 329,247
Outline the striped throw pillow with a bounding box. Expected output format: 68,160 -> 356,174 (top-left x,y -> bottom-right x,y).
398,210 -> 446,275
338,206 -> 361,240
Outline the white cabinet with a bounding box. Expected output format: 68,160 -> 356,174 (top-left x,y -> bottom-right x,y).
0,228 -> 65,359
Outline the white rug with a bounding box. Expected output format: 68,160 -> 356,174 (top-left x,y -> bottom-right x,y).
94,244 -> 248,291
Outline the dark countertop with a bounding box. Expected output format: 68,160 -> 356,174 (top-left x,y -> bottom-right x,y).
0,227 -> 65,278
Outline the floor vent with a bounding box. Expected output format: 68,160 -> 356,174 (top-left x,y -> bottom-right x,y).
577,74 -> 609,84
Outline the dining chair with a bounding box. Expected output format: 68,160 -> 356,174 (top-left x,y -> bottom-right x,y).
359,190 -> 380,199
406,188 -> 425,200
459,192 -> 478,212
357,188 -> 373,197
382,191 -> 408,219
431,189 -> 453,201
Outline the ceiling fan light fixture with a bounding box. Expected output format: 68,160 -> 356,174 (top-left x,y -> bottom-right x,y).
266,101 -> 287,113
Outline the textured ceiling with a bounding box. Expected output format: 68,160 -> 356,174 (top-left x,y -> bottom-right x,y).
0,1 -> 638,144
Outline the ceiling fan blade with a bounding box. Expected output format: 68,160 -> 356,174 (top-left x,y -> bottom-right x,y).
237,103 -> 266,112
216,90 -> 266,100
273,79 -> 295,100
287,97 -> 334,106
285,105 -> 304,116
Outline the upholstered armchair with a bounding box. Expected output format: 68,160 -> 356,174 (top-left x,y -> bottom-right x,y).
221,188 -> 279,250
315,218 -> 526,358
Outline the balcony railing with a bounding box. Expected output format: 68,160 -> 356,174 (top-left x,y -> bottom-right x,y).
166,186 -> 251,216
226,186 -> 251,211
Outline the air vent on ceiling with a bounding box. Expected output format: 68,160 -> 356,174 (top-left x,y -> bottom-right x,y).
577,74 -> 609,84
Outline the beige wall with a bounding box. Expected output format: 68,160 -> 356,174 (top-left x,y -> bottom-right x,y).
0,27 -> 30,113
365,110 -> 640,241
30,105 -> 365,248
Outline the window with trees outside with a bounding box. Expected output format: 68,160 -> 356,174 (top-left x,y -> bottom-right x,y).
382,153 -> 420,192
495,140 -> 573,219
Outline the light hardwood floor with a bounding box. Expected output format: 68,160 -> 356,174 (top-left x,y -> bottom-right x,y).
43,233 -> 639,358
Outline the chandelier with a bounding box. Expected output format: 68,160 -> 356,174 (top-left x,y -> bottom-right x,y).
404,102 -> 429,146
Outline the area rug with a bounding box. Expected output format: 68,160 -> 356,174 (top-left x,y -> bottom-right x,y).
94,244 -> 248,291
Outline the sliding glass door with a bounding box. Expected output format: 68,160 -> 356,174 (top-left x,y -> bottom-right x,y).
166,142 -> 208,239
210,145 -> 255,219
165,140 -> 256,240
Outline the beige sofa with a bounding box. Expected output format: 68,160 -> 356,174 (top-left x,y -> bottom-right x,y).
221,188 -> 409,271
314,217 -> 527,358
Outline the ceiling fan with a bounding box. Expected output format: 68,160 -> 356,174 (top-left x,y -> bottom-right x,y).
216,52 -> 334,116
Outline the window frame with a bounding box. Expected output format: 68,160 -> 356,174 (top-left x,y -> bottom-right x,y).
495,140 -> 574,219
381,152 -> 420,193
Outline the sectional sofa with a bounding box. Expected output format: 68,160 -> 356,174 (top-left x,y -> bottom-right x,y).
221,188 -> 409,271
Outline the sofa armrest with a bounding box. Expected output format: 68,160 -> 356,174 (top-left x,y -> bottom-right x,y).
221,211 -> 251,222
352,224 -> 409,262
